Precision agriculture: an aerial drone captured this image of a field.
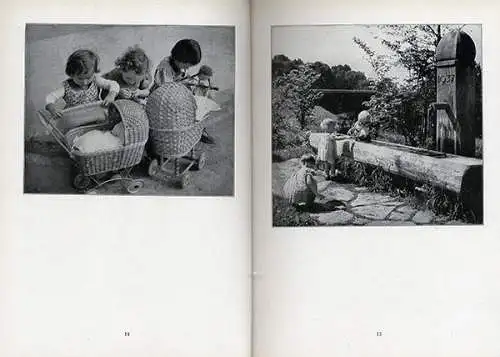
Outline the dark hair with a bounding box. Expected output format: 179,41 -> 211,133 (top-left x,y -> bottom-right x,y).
300,153 -> 316,166
65,49 -> 100,77
171,39 -> 202,65
115,45 -> 150,75
198,65 -> 213,77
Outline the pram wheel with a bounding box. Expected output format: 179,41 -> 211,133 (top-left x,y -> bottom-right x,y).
193,152 -> 206,170
174,173 -> 191,189
148,159 -> 160,176
126,179 -> 144,194
73,173 -> 92,192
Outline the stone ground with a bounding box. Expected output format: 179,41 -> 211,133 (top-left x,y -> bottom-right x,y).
24,94 -> 234,196
273,158 -> 465,226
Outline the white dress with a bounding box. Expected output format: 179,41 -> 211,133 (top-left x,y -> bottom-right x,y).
316,133 -> 336,164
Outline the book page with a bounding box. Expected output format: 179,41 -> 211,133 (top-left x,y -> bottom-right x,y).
0,0 -> 251,356
252,0 -> 500,356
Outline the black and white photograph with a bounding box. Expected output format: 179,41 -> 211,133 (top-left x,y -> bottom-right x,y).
272,24 -> 483,226
24,24 -> 235,196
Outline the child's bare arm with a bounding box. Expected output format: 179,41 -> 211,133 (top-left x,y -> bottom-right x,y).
95,76 -> 120,105
45,87 -> 65,118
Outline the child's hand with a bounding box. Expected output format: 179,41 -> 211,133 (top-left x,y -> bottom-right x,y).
102,93 -> 116,107
46,103 -> 63,118
133,89 -> 150,98
119,88 -> 133,99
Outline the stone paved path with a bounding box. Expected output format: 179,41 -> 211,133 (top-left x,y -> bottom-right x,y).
273,158 -> 464,226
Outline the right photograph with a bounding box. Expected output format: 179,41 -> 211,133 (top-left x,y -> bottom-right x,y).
271,24 -> 483,227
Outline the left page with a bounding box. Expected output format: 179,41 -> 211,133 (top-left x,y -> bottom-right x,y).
0,0 -> 251,356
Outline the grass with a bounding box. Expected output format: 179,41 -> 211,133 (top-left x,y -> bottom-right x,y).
336,156 -> 482,224
273,194 -> 320,226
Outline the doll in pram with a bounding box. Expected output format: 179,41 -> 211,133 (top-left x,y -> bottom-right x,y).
145,82 -> 215,188
37,99 -> 149,194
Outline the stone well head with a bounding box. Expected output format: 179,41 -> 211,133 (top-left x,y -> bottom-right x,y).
436,30 -> 476,66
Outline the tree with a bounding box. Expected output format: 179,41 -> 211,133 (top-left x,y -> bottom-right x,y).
272,64 -> 323,149
352,24 -> 479,147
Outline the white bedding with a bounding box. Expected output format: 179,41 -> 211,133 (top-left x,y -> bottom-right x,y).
195,96 -> 221,122
72,129 -> 123,153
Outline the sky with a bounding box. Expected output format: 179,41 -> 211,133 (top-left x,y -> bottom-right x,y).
271,24 -> 482,81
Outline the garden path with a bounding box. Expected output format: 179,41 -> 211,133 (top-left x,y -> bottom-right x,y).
273,158 -> 465,226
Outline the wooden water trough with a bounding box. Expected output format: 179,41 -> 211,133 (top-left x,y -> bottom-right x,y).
309,133 -> 482,205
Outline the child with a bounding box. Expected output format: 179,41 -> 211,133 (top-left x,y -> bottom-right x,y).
150,38 -> 202,92
45,49 -> 119,118
316,118 -> 339,180
283,154 -> 324,210
348,110 -> 372,141
190,65 -> 214,97
151,39 -> 215,145
102,45 -> 152,104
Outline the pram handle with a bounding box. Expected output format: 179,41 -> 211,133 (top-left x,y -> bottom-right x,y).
183,82 -> 219,91
37,109 -> 73,157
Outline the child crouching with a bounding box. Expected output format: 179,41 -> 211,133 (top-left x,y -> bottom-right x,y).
283,154 -> 324,210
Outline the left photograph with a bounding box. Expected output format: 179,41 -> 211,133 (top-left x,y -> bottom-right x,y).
24,24 -> 235,196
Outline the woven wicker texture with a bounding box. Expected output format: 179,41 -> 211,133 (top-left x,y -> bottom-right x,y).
146,83 -> 203,158
62,100 -> 149,176
109,99 -> 149,145
146,83 -> 197,130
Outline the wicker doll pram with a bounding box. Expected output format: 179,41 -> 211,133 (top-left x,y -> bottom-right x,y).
37,100 -> 149,194
146,82 -> 206,188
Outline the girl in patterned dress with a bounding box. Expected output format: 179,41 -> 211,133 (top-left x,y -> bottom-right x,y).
283,154 -> 323,210
45,49 -> 119,118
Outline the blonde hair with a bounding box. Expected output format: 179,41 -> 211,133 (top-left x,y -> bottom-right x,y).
320,118 -> 337,131
357,110 -> 371,124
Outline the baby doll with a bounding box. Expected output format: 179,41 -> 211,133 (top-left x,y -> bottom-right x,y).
190,65 -> 214,97
151,38 -> 202,93
283,154 -> 324,210
45,49 -> 119,118
348,110 -> 372,141
316,118 -> 339,180
103,45 -> 152,105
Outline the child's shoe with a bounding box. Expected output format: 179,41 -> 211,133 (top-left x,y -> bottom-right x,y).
200,128 -> 216,145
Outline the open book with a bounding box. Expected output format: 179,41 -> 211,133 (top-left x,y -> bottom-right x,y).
2,0 -> 500,356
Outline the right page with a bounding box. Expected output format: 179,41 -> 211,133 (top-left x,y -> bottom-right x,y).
252,0 -> 500,356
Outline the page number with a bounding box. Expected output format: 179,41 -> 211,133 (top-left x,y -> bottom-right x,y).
125,332 -> 130,336
377,331 -> 382,336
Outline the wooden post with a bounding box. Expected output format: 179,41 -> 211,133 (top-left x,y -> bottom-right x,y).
435,30 -> 476,157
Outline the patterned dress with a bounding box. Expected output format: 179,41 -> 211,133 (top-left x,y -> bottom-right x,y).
283,166 -> 317,206
62,79 -> 100,107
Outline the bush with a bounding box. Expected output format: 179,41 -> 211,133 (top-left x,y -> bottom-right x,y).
273,195 -> 319,226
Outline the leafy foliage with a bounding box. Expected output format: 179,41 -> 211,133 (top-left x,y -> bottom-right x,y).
273,194 -> 319,226
272,64 -> 323,149
353,25 -> 482,148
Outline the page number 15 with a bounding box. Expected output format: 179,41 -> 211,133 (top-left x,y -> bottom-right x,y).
377,331 -> 382,336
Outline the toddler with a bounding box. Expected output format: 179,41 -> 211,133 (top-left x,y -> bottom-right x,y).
45,49 -> 119,118
316,118 -> 338,180
348,110 -> 372,141
283,154 -> 323,210
103,45 -> 152,104
151,38 -> 202,92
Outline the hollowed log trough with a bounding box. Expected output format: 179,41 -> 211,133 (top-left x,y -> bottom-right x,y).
309,134 -> 483,214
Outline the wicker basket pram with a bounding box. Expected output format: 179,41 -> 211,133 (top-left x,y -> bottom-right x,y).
38,100 -> 149,193
145,83 -> 206,188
